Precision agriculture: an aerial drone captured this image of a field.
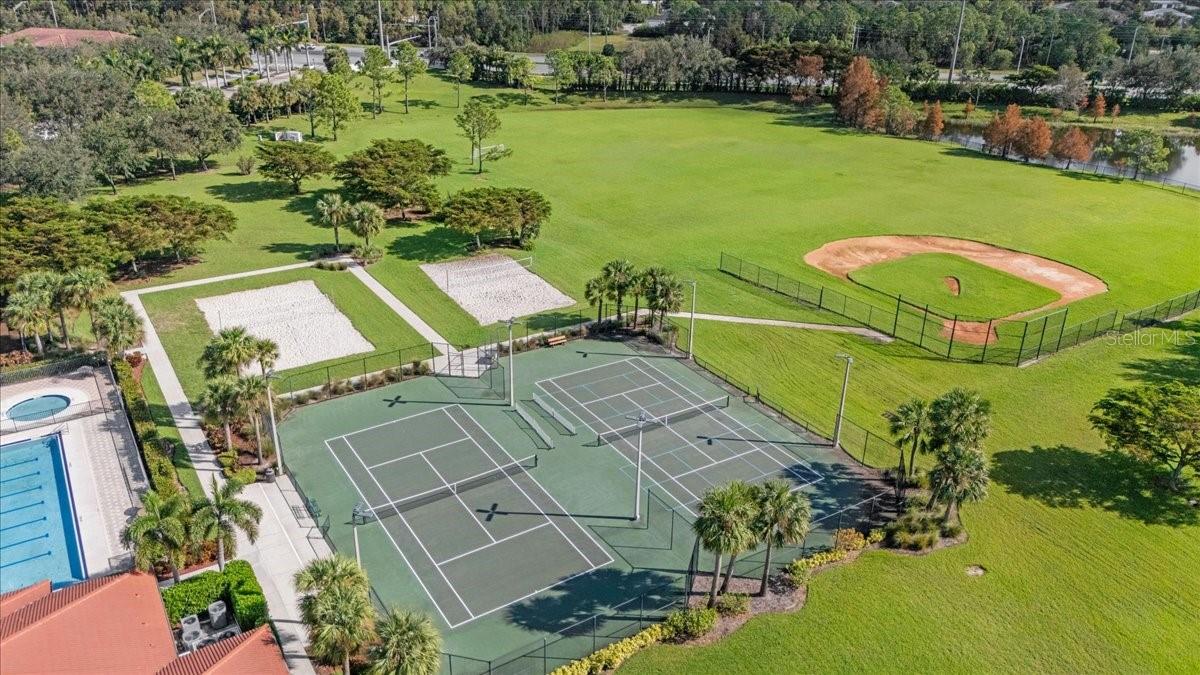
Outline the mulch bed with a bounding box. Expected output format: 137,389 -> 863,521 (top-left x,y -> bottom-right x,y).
684,572 -> 807,646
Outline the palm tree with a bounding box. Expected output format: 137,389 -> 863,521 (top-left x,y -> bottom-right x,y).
253,337 -> 280,376
303,584 -> 376,675
883,398 -> 933,497
4,289 -> 53,355
294,554 -> 369,597
751,480 -> 811,596
928,445 -> 989,525
15,271 -> 69,348
170,37 -> 198,87
368,610 -> 442,675
316,194 -> 352,252
629,269 -> 649,328
930,388 -> 992,452
62,267 -> 112,343
584,276 -> 608,323
650,274 -> 685,331
192,475 -> 262,571
600,259 -> 637,323
237,375 -> 270,465
121,489 -> 191,583
229,42 -> 251,82
198,34 -> 222,88
91,296 -> 144,357
693,483 -> 756,607
199,326 -> 258,378
198,376 -> 244,452
718,480 -> 758,594
349,202 -> 386,247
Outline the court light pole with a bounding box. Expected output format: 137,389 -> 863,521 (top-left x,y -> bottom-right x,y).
626,412 -> 649,521
265,369 -> 284,476
506,317 -> 516,408
833,353 -> 854,449
685,280 -> 697,359
351,502 -> 368,565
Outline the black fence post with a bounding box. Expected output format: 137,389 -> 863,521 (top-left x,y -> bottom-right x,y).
918,305 -> 929,348
980,319 -> 993,363
1016,320 -> 1030,365
892,295 -> 902,336
1054,307 -> 1069,353
818,286 -> 825,309
947,315 -> 958,357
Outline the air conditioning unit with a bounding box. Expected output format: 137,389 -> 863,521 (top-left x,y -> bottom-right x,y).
208,601 -> 228,629
181,614 -> 200,631
182,629 -> 204,651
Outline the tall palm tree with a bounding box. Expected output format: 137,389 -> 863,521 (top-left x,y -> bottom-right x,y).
693,483 -> 756,607
199,376 -> 244,452
253,337 -> 280,376
63,267 -> 112,343
229,42 -> 251,82
584,276 -> 608,323
652,274 -> 685,331
200,326 -> 258,378
4,289 -> 53,354
600,259 -> 637,322
91,296 -> 144,357
294,554 -> 369,597
170,37 -> 198,87
928,445 -> 989,525
198,34 -> 223,88
315,194 -> 352,252
302,584 -> 376,675
883,398 -> 933,497
930,388 -> 992,452
629,269 -> 649,328
349,202 -> 386,247
367,610 -> 442,675
15,271 -> 70,348
192,476 -> 262,570
121,489 -> 191,583
718,480 -> 758,594
752,480 -> 811,596
237,375 -> 270,465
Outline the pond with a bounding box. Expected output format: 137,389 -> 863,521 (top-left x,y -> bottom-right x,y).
942,121 -> 1200,188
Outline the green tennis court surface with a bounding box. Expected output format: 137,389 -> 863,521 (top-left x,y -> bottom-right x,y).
280,339 -> 880,670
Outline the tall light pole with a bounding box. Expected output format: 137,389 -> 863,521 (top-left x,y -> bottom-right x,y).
376,0 -> 386,48
833,353 -> 854,449
685,280 -> 697,359
1127,24 -> 1140,64
626,412 -> 649,521
506,318 -> 516,408
265,369 -> 284,475
351,502 -> 368,565
947,0 -> 966,84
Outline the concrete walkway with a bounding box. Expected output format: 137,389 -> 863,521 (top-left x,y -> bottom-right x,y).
669,312 -> 893,341
347,263 -> 451,346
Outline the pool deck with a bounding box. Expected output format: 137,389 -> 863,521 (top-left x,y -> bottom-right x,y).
0,366 -> 148,582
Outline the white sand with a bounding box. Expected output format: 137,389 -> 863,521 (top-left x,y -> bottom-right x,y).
420,254 -> 575,325
195,280 -> 374,371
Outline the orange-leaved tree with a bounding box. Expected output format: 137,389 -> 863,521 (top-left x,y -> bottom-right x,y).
922,100 -> 945,139
1051,126 -> 1094,169
1090,92 -> 1106,122
983,104 -> 1023,157
1014,117 -> 1052,161
837,55 -> 882,130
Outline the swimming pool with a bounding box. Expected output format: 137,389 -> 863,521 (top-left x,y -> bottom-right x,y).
0,434 -> 87,591
6,394 -> 72,422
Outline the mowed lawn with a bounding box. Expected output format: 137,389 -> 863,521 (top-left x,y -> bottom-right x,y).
117,74 -> 1200,347
139,267 -> 431,400
848,253 -> 1063,319
621,314 -> 1200,672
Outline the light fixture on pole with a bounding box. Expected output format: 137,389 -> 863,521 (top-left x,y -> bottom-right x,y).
833,353 -> 854,449
624,412 -> 650,521
351,502 -> 369,565
506,317 -> 516,408
265,369 -> 284,476
685,280 -> 697,359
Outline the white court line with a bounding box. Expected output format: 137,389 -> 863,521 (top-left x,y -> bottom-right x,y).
576,381 -> 661,406
323,439 -> 457,627
366,436 -> 470,470
541,378 -> 702,517
417,453 -> 496,543
534,356 -> 635,388
329,405 -> 453,443
622,392 -> 720,464
344,439 -> 476,619
630,358 -> 821,478
435,522 -> 551,566
445,408 -> 597,568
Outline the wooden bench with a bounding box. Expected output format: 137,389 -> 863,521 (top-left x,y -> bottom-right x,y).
545,334 -> 568,347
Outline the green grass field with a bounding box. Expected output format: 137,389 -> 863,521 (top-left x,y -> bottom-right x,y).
138,361 -> 205,496
848,252 -> 1063,319
138,267 -> 431,400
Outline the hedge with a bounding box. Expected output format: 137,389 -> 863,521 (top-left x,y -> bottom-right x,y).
112,360 -> 181,496
224,560 -> 269,628
551,623 -> 675,675
159,561 -> 270,628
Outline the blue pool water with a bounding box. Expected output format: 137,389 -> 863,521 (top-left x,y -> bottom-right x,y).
7,395 -> 72,422
0,434 -> 86,591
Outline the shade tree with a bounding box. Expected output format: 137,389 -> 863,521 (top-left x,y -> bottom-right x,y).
455,99 -> 503,173
1090,382 -> 1199,492
335,139 -> 451,218
255,141 -> 336,193
439,187 -> 551,250
360,46 -> 394,117
393,42 -> 427,114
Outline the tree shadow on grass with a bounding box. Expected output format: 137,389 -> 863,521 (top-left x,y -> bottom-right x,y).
1119,318 -> 1200,386
394,98 -> 439,110
469,92 -> 541,109
505,567 -> 678,635
205,180 -> 292,203
387,226 -> 473,262
283,187 -> 339,225
991,445 -> 1198,527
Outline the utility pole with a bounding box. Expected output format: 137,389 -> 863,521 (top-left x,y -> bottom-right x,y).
209,0 -> 217,27
1016,35 -> 1026,71
376,0 -> 386,49
947,0 -> 966,84
1127,24 -> 1140,64
851,24 -> 859,51
685,280 -> 697,359
833,353 -> 854,449
506,318 -> 516,408
49,0 -> 58,28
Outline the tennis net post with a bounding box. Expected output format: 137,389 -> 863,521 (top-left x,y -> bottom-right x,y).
596,395 -> 730,446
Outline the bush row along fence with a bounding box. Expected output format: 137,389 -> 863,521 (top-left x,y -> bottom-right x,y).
0,351 -> 106,385
719,252 -> 1200,367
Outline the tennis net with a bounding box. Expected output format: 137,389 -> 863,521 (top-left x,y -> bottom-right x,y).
532,388 -> 577,435
366,454 -> 538,520
596,395 -> 730,446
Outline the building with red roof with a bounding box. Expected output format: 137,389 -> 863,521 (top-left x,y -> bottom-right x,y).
0,573 -> 288,675
0,27 -> 133,49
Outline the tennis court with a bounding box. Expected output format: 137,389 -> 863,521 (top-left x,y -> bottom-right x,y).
324,404 -> 612,628
533,356 -> 823,517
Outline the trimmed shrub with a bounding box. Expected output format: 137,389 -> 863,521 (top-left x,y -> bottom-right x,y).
714,592 -> 750,617
885,509 -> 942,551
236,155 -> 255,175
550,623 -> 673,675
112,359 -> 181,495
161,570 -> 227,623
224,560 -> 269,628
662,607 -> 716,641
834,528 -> 868,552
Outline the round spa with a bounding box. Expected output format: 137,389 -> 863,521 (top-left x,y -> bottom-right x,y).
6,394 -> 72,422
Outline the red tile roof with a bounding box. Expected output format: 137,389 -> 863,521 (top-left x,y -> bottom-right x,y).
0,573 -> 176,674
155,625 -> 289,675
0,27 -> 133,48
0,581 -> 51,621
